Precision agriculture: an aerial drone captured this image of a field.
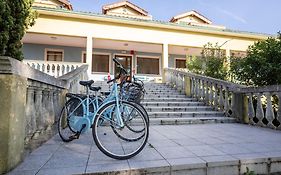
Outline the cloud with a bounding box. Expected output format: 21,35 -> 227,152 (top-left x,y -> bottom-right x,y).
198,0 -> 247,24
220,9 -> 247,24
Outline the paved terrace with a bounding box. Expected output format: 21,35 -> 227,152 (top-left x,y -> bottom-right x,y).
8,123 -> 281,175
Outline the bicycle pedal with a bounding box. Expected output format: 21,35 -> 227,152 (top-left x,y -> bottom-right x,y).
69,133 -> 80,140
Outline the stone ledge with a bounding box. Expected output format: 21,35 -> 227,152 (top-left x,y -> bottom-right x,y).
0,56 -> 65,88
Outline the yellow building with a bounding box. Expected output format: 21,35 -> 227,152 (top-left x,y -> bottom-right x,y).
22,0 -> 270,81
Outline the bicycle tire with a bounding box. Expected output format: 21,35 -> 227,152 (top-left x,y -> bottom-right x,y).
92,100 -> 149,160
110,102 -> 149,142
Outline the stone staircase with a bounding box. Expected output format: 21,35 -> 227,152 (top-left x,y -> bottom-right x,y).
142,82 -> 236,125
93,81 -> 236,125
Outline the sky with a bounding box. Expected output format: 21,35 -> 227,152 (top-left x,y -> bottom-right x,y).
69,0 -> 281,35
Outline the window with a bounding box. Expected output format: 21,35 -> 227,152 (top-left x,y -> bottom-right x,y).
230,50 -> 247,58
137,56 -> 159,75
46,49 -> 63,61
175,59 -> 186,68
83,53 -> 110,73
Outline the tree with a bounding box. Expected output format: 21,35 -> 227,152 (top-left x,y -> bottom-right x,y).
201,42 -> 227,80
0,0 -> 36,61
230,33 -> 281,86
187,42 -> 227,80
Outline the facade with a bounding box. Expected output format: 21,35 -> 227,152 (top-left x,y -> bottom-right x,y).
22,0 -> 270,81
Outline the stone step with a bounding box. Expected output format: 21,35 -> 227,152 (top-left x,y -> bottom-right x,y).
147,111 -> 225,118
146,94 -> 187,98
145,92 -> 182,97
148,117 -> 236,125
145,106 -> 214,112
142,101 -> 205,107
145,89 -> 179,93
144,87 -> 176,91
143,98 -> 195,102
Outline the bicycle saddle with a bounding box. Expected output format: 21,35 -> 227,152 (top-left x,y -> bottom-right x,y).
79,80 -> 94,87
90,86 -> 101,92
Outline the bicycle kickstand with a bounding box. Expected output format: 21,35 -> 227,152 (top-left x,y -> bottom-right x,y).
69,124 -> 86,140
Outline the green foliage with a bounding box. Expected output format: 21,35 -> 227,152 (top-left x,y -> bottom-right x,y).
0,0 -> 36,61
230,33 -> 281,86
186,55 -> 205,74
187,42 -> 227,80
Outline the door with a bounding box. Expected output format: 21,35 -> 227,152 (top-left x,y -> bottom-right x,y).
114,55 -> 132,77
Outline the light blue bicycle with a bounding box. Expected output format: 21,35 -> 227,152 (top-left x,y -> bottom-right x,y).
58,59 -> 149,160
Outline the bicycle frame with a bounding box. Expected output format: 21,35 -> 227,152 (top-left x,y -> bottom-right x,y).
67,80 -> 126,134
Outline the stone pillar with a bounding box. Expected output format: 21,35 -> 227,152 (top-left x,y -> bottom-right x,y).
34,87 -> 44,136
53,89 -> 60,122
25,85 -> 36,144
232,92 -> 248,123
47,86 -> 55,131
0,74 -> 27,174
86,35 -> 93,77
162,43 -> 169,82
184,76 -> 191,97
42,87 -> 51,131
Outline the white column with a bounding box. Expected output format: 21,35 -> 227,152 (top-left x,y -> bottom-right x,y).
162,43 -> 169,83
162,43 -> 169,69
86,36 -> 93,76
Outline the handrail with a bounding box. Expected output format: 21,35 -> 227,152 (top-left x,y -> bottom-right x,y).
164,68 -> 281,130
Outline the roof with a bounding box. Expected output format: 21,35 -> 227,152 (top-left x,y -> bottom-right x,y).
32,6 -> 272,40
58,0 -> 73,10
170,10 -> 212,24
102,1 -> 149,16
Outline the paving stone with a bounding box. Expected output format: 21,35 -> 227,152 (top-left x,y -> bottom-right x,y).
37,166 -> 85,175
42,152 -> 88,169
185,145 -> 226,157
129,159 -> 170,174
129,148 -> 164,161
7,169 -> 38,175
148,139 -> 180,148
8,123 -> 281,174
86,162 -> 130,174
30,144 -> 60,156
212,144 -> 253,155
201,155 -> 239,167
167,157 -> 206,171
156,146 -> 196,159
172,138 -> 203,146
12,154 -> 52,171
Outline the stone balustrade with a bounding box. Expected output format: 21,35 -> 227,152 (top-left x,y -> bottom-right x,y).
164,68 -> 281,130
239,86 -> 281,130
0,56 -> 88,173
23,60 -> 87,77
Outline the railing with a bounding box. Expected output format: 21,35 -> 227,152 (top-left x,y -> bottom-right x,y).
0,57 -> 88,173
23,60 -> 87,77
164,68 -> 281,130
24,64 -> 88,142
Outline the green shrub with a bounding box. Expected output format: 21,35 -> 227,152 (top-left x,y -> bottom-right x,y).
230,33 -> 281,86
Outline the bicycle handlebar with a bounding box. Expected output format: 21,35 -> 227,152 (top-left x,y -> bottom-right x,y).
107,58 -> 131,84
113,58 -> 128,75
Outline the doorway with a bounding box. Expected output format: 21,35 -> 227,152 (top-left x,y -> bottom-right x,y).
114,54 -> 133,77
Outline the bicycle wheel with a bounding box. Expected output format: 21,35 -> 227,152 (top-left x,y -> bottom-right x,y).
92,100 -> 149,160
110,102 -> 149,142
58,98 -> 85,142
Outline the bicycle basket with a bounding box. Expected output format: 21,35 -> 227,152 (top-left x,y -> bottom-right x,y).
121,82 -> 145,104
